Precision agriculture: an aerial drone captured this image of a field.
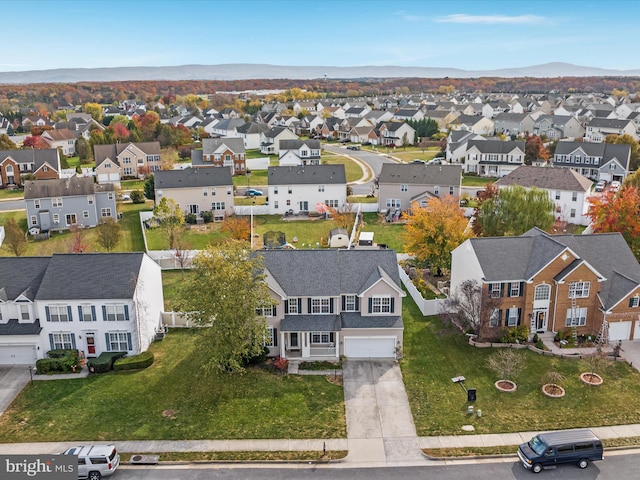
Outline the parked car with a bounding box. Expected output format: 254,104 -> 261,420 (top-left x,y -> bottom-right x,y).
610,180 -> 621,192
594,180 -> 606,192
517,429 -> 603,473
62,445 -> 120,479
246,188 -> 263,196
347,145 -> 361,151
118,193 -> 131,201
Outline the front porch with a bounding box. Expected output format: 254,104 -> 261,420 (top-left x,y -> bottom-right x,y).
279,314 -> 341,360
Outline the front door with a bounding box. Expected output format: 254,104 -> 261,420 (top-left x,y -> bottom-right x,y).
299,201 -> 308,211
290,333 -> 299,349
65,213 -> 77,226
189,204 -> 199,214
86,333 -> 96,356
534,310 -> 547,332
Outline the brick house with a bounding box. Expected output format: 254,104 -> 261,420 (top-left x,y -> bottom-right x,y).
450,228 -> 640,342
0,149 -> 60,188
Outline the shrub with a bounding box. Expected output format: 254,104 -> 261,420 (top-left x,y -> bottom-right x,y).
499,325 -> 529,344
535,340 -> 545,350
114,351 -> 154,371
36,349 -> 79,374
130,190 -> 146,204
185,213 -> 198,224
201,211 -> 213,223
243,346 -> 270,366
273,357 -> 289,372
532,333 -> 539,344
88,352 -> 127,374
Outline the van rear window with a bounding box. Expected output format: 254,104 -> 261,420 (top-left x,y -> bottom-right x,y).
557,445 -> 574,455
575,442 -> 593,451
109,449 -> 117,461
90,457 -> 108,464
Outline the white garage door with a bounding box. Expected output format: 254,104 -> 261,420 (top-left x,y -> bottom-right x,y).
609,321 -> 632,342
0,345 -> 37,365
344,337 -> 396,358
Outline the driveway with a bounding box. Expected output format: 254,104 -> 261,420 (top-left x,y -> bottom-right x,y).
0,365 -> 31,416
342,360 -> 427,466
619,341 -> 640,372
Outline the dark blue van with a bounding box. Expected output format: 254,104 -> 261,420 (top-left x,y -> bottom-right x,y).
518,429 -> 603,473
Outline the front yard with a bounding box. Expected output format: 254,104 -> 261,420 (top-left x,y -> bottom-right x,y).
0,329 -> 346,442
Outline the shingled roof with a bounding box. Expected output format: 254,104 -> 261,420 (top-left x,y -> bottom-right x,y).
23,176 -> 114,199
154,167 -> 233,189
378,163 -> 462,186
495,165 -> 593,192
267,165 -> 346,185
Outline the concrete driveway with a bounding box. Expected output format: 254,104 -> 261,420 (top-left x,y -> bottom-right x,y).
619,341 -> 640,372
342,360 -> 427,466
0,365 -> 31,416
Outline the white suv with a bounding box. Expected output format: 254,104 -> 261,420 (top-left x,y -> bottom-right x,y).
62,445 -> 120,479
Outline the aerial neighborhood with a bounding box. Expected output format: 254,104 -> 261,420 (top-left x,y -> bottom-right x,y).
1,77 -> 640,465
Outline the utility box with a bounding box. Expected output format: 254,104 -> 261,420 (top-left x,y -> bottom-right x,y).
467,388 -> 477,402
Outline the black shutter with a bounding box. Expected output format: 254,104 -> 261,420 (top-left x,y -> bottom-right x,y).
67,306 -> 73,322
77,306 -> 83,322
355,296 -> 360,311
391,297 -> 395,313
272,305 -> 277,316
630,298 -> 635,307
517,308 -> 522,325
308,298 -> 312,314
45,306 -> 50,322
500,283 -> 505,297
507,283 -> 512,297
284,300 -> 289,313
298,298 -> 302,313
368,298 -> 373,313
519,282 -> 524,297
342,296 -> 346,311
330,298 -> 334,314
505,309 -> 509,325
273,328 -> 278,347
497,309 -> 503,326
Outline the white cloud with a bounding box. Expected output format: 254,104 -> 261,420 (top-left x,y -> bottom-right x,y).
436,14 -> 546,25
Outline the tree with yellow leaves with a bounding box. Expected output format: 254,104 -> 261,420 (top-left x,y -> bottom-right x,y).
402,196 -> 472,275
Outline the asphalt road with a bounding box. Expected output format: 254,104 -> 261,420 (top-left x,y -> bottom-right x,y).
114,451 -> 640,479
0,199 -> 24,211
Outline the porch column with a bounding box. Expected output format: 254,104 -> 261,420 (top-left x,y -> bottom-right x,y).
280,331 -> 286,358
334,332 -> 340,358
302,332 -> 310,358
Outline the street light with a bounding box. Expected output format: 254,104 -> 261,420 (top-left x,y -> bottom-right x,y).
250,199 -> 255,250
28,365 -> 33,384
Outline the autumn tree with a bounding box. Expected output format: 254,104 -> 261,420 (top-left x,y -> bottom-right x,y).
524,134 -> 550,164
476,185 -> 555,237
605,133 -> 640,171
587,185 -> 640,258
75,137 -> 93,163
439,279 -> 502,341
624,169 -> 640,189
69,225 -> 88,253
83,102 -> 103,122
22,136 -> 49,149
173,238 -> 192,280
326,204 -> 355,231
0,134 -> 17,150
471,183 -> 499,236
134,111 -> 160,142
402,196 -> 471,275
3,218 -> 27,256
175,240 -> 272,374
153,197 -> 184,249
161,148 -> 179,170
221,216 -> 250,241
96,217 -> 121,252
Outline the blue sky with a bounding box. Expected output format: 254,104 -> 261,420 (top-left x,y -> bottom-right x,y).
2,0 -> 639,72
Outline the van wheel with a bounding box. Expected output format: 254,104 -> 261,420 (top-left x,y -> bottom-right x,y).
532,463 -> 543,473
578,459 -> 589,469
88,472 -> 102,480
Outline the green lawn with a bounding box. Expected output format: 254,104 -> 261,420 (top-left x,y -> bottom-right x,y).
0,329 -> 346,442
146,222 -> 229,250
361,213 -> 405,251
162,269 -> 192,310
0,188 -> 25,200
0,202 -> 149,256
401,296 -> 640,435
462,175 -> 498,187
392,148 -> 442,163
254,215 -> 336,248
121,179 -> 146,191
234,170 -> 268,187
323,155 -> 364,183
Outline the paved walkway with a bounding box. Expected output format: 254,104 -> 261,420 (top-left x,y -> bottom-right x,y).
3,359 -> 640,467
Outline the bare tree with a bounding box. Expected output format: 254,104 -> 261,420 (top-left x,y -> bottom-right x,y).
488,348 -> 525,382
440,279 -> 501,341
542,369 -> 566,395
174,239 -> 192,279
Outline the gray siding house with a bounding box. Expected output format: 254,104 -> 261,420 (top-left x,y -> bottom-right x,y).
377,163 -> 463,212
24,176 -> 116,232
551,141 -> 630,182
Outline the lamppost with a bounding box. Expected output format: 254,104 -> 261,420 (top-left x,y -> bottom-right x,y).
250,199 -> 255,250
28,365 -> 33,384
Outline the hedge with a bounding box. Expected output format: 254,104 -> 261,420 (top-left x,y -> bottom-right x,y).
36,349 -> 79,374
87,352 -> 127,374
114,351 -> 154,371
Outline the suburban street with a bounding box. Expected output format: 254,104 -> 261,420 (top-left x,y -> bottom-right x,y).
0,199 -> 24,212
114,451 -> 640,479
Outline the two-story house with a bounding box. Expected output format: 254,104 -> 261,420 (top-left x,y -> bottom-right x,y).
465,139 -> 525,177
195,138 -> 246,175
377,163 -> 463,212
235,122 -> 269,150
261,249 -> 405,360
376,121 -> 416,147
450,114 -> 495,135
40,128 -> 78,155
260,126 -> 298,155
551,141 -> 630,183
450,228 -> 640,342
154,166 -> 234,221
533,115 -> 585,140
24,176 -> 116,232
494,165 -> 594,226
585,118 -> 638,142
0,149 -> 60,188
0,252 -> 164,365
278,139 -> 321,166
267,165 -> 346,215
94,141 -> 161,186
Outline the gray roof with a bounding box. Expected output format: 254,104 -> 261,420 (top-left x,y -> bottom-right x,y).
469,229 -> 640,310
467,139 -> 524,154
235,122 -> 269,135
553,141 -> 631,168
154,167 -> 233,189
341,312 -> 403,329
494,165 -> 593,192
0,257 -> 50,301
279,139 -> 321,150
267,165 -> 346,185
0,148 -> 60,171
93,142 -> 161,167
378,163 -> 462,186
587,117 -> 635,129
281,315 -> 341,332
35,253 -> 145,300
23,176 -> 114,199
0,319 -> 41,336
201,137 -> 245,154
191,149 -> 203,164
261,249 -> 401,297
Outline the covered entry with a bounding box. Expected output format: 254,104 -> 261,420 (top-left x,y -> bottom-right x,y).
344,336 -> 396,358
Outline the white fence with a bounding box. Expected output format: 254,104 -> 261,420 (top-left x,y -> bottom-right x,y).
352,203 -> 378,213
0,226 -> 4,247
60,167 -> 95,179
161,311 -> 192,327
247,157 -> 270,171
234,205 -> 270,215
398,266 -> 450,316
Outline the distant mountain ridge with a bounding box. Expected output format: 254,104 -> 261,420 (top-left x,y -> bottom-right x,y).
0,63 -> 639,84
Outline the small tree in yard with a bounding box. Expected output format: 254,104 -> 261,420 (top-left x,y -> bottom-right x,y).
174,239 -> 192,280
488,348 -> 525,384
3,218 -> 27,256
585,346 -> 608,383
130,190 -> 146,204
153,197 -> 184,249
143,174 -> 155,200
221,216 -> 250,241
69,225 -> 88,253
96,217 -> 121,252
439,279 -> 501,341
542,367 -> 565,395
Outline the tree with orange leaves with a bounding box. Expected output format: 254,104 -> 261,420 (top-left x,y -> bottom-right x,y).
402,196 -> 472,274
221,216 -> 251,242
588,185 -> 640,259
